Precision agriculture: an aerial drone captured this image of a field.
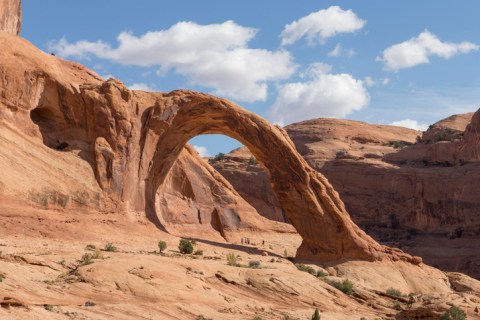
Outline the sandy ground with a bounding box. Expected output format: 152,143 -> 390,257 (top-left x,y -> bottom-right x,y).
1,202 -> 480,320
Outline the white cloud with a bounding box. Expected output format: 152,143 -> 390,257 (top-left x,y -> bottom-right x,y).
300,62 -> 332,78
100,74 -> 115,80
281,6 -> 365,46
49,21 -> 296,103
268,63 -> 369,125
328,43 -> 355,57
378,30 -> 479,71
389,119 -> 428,131
363,76 -> 390,87
128,83 -> 156,91
364,76 -> 375,87
193,145 -> 210,157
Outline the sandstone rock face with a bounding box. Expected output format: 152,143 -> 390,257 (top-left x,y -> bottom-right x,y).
210,149 -> 285,222
214,114 -> 480,277
0,31 -> 415,263
0,0 -> 21,35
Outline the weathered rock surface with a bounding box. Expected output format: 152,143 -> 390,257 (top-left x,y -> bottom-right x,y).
0,29 -> 418,263
213,113 -> 480,277
0,31 -> 290,238
2,202 -> 479,320
0,0 -> 21,35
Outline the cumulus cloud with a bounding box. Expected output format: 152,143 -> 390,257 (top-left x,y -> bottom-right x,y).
193,145 -> 210,157
268,63 -> 369,125
128,83 -> 156,91
328,43 -> 355,57
389,119 -> 428,131
378,30 -> 479,71
280,6 -> 365,46
49,21 -> 296,103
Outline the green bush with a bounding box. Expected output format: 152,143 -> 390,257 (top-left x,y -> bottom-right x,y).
248,156 -> 257,165
158,241 -> 167,253
81,253 -> 93,265
178,239 -> 194,254
312,308 -> 321,320
213,153 -> 225,161
226,252 -> 237,266
329,279 -> 354,295
316,270 -> 328,278
440,306 -> 467,320
104,243 -> 117,252
386,287 -> 402,297
248,260 -> 261,269
194,250 -> 203,256
85,244 -> 96,251
296,264 -> 316,275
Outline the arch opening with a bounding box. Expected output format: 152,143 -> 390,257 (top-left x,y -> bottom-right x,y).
141,91 -> 389,262
154,133 -> 288,239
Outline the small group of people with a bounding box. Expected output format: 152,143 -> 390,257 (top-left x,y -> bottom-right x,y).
240,237 -> 251,245
240,238 -> 266,246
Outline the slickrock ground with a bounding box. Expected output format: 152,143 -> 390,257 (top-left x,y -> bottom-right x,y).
1,202 -> 480,320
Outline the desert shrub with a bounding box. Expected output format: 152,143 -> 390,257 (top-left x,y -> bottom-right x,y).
296,263 -> 316,275
194,250 -> 203,256
84,300 -> 96,307
386,287 -> 403,297
158,240 -> 167,253
226,252 -> 237,266
44,304 -> 53,311
248,156 -> 257,165
248,260 -> 261,269
394,301 -> 402,310
213,153 -> 225,161
329,279 -> 354,295
104,243 -> 117,252
316,270 -> 328,278
81,253 -> 93,265
440,306 -> 467,320
312,308 -> 321,320
85,244 -> 96,251
386,140 -> 411,149
196,316 -> 212,320
252,317 -> 264,320
178,239 -> 194,254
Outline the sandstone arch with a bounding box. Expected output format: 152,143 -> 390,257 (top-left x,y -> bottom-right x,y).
143,90 -> 401,262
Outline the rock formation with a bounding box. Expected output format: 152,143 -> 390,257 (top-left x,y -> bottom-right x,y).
212,114 -> 480,277
0,18 -> 422,263
0,0 -> 21,35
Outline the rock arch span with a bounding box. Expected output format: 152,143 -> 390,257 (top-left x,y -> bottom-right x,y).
142,90 -> 404,262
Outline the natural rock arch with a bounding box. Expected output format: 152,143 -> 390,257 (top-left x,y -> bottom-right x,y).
142,90 -> 409,262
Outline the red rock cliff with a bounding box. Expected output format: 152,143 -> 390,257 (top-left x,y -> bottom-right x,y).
0,0 -> 21,35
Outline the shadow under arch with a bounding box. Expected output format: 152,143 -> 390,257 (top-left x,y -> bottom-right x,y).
143,90 -> 387,263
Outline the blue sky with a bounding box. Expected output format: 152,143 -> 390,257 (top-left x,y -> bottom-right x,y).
22,1 -> 480,156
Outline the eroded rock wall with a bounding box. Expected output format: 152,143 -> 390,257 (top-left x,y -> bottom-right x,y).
0,0 -> 21,35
